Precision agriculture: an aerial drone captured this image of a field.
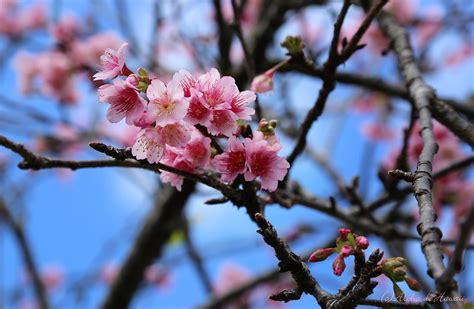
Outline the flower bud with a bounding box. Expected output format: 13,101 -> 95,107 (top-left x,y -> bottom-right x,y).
340,245 -> 353,258
308,248 -> 335,262
251,70 -> 274,93
281,35 -> 305,55
333,255 -> 346,276
125,74 -> 139,87
338,228 -> 351,241
356,236 -> 369,250
382,257 -> 408,282
405,276 -> 421,291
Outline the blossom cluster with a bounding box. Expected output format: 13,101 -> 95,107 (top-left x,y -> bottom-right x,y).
95,45 -> 289,191
14,15 -> 123,104
0,0 -> 46,38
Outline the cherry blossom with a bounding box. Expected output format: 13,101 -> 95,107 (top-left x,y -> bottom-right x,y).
244,132 -> 289,191
93,43 -> 129,81
146,77 -> 190,126
131,128 -> 165,164
212,136 -> 247,182
98,79 -> 146,124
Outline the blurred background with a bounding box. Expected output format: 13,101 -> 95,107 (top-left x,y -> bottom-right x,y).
0,0 -> 473,308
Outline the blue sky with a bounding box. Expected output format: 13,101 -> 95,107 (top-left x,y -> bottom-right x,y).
0,0 -> 473,308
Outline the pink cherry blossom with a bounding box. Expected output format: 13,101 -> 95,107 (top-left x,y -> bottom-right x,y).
98,79 -> 146,124
157,121 -> 191,148
146,77 -> 190,126
72,32 -> 122,68
243,132 -> 289,191
131,128 -> 165,163
50,15 -> 81,43
36,51 -> 80,104
17,3 -> 47,32
185,88 -> 213,125
160,152 -> 194,191
182,130 -> 212,168
14,52 -> 39,94
214,263 -> 252,299
93,43 -> 129,80
207,106 -> 238,137
213,136 -> 247,182
230,90 -> 255,120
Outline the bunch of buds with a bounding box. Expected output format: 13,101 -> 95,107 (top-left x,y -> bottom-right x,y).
308,228 -> 370,276
380,257 -> 420,301
258,119 -> 278,137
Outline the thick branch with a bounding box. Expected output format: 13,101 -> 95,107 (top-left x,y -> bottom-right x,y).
102,182 -> 196,309
0,199 -> 49,309
364,0 -> 459,300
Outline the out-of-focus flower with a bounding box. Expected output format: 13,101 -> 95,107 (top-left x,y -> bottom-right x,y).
40,265 -> 64,291
251,69 -> 275,94
50,15 -> 81,43
361,122 -> 396,141
99,263 -> 119,285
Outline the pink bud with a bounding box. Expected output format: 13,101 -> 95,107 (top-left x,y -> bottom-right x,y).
356,236 -> 369,249
338,228 -> 351,241
308,248 -> 335,262
125,74 -> 139,87
332,255 -> 346,276
340,245 -> 353,258
251,70 -> 274,93
405,276 -> 421,291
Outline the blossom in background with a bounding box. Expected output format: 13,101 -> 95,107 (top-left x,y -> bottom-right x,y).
40,265 -> 64,291
98,79 -> 146,124
93,43 -> 129,81
361,122 -> 396,141
214,263 -> 253,308
99,263 -> 119,285
71,32 -> 122,68
251,69 -> 275,93
50,15 -> 81,43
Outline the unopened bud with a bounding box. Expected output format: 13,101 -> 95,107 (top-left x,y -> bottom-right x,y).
405,276 -> 421,291
356,236 -> 369,250
281,35 -> 305,55
308,248 -> 335,262
138,67 -> 149,78
333,255 -> 346,276
251,70 -> 274,94
338,228 -> 351,241
340,245 -> 353,258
